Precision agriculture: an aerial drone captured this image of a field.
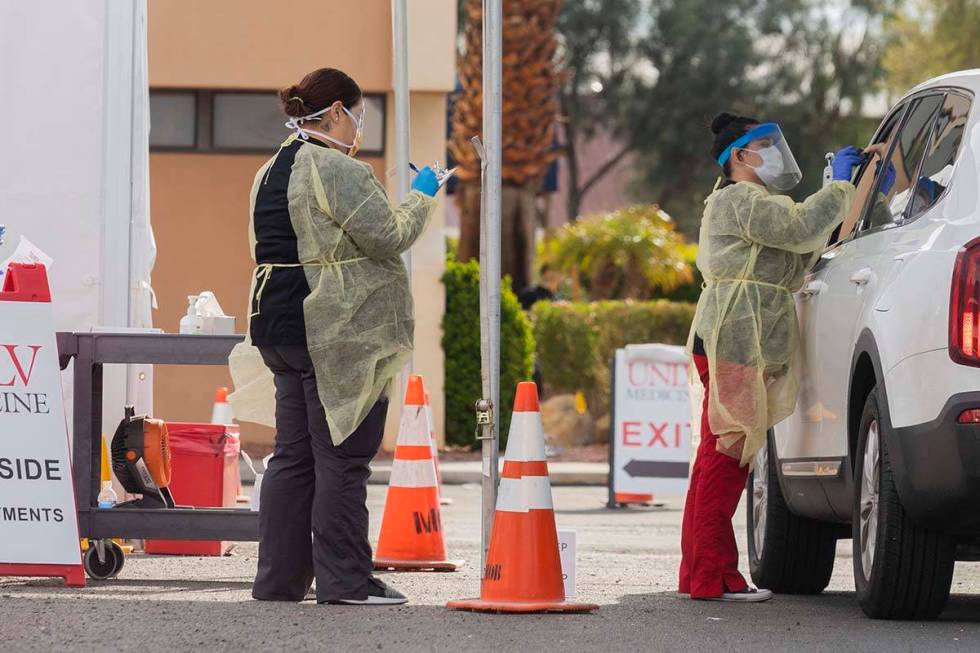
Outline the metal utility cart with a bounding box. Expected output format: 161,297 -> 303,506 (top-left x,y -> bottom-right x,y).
57,332 -> 260,577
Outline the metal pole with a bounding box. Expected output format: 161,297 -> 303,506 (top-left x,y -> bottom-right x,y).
391,0 -> 414,373
392,0 -> 411,209
479,0 -> 503,570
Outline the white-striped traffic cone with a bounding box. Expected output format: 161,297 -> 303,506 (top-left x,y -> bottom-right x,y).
424,391 -> 452,506
373,375 -> 464,572
448,382 -> 597,613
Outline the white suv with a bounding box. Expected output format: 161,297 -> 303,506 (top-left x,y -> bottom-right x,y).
745,70 -> 980,620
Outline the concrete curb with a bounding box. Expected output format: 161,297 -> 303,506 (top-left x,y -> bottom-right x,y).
368,460 -> 609,486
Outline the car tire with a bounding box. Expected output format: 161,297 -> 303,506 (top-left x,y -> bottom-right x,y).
747,430 -> 838,594
852,389 -> 956,620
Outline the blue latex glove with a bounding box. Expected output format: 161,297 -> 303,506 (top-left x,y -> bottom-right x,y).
411,166 -> 439,197
877,160 -> 897,196
831,145 -> 863,181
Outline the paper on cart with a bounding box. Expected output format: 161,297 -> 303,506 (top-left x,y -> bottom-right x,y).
0,235 -> 54,284
192,291 -> 236,335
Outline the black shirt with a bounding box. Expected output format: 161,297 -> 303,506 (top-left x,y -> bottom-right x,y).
518,285 -> 555,311
692,333 -> 706,356
249,138 -> 331,346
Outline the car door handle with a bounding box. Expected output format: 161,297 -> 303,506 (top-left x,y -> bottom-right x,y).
850,267 -> 873,285
801,280 -> 825,297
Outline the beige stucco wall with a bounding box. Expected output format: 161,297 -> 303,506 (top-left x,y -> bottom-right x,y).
382,91 -> 450,450
396,1 -> 456,447
148,0 -> 456,93
406,0 -> 458,92
148,0 -> 392,91
147,0 -> 456,451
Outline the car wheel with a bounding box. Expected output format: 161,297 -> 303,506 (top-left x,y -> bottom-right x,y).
747,430 -> 838,593
852,389 -> 956,620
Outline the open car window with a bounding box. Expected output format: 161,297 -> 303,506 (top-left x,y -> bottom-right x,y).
862,94 -> 943,231
832,106 -> 905,244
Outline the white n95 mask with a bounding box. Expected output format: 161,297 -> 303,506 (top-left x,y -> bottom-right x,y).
286,105 -> 364,157
750,146 -> 786,188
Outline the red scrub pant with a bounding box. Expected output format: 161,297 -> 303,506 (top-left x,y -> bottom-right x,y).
678,353 -> 750,598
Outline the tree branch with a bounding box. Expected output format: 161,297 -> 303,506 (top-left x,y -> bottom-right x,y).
559,91 -> 582,220
579,142 -> 633,196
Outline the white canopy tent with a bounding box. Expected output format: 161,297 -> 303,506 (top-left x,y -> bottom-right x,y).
0,0 -> 155,426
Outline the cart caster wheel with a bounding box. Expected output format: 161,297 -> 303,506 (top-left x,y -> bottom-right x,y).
109,541 -> 125,577
84,541 -> 123,580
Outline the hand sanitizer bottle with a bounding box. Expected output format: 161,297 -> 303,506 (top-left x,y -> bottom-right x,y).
179,294 -> 202,334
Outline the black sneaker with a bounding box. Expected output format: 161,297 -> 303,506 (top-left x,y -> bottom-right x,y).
328,577 -> 407,606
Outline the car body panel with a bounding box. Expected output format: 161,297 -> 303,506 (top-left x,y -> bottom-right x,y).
885,348 -> 980,427
771,72 -> 980,534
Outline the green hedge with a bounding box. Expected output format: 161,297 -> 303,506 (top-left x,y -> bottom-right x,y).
532,300 -> 696,416
441,259 -> 535,448
657,268 -> 703,303
653,245 -> 702,303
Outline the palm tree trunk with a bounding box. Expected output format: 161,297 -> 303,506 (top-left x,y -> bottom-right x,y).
455,182 -> 481,263
450,0 -> 563,275
499,183 -> 539,291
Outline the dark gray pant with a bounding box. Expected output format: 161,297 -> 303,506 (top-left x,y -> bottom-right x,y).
253,345 -> 388,603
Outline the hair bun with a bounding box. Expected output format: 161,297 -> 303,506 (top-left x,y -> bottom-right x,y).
710,112 -> 740,135
279,69 -> 363,122
279,86 -> 307,117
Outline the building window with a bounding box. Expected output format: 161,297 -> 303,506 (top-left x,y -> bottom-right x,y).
150,89 -> 386,156
148,91 -> 196,149
212,92 -> 286,151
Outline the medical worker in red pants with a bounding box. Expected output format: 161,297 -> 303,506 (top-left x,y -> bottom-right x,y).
679,111 -> 865,601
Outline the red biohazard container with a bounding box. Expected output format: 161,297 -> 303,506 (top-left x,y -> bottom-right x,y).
144,423 -> 240,556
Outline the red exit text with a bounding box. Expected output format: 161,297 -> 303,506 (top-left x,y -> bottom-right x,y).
621,421 -> 691,448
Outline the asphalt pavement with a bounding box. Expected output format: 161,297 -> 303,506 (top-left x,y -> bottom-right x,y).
1,486 -> 978,652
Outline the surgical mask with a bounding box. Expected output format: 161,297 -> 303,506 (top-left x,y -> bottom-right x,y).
749,146 -> 785,188
286,104 -> 364,157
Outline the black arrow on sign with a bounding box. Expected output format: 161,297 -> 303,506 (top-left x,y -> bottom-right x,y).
623,460 -> 689,479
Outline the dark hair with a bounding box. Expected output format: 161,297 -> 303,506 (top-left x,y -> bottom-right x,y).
279,68 -> 362,118
710,111 -> 760,178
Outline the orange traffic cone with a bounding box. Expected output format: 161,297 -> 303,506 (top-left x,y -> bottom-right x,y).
210,387 -> 234,425
448,382 -> 598,613
211,386 -> 246,503
374,375 -> 464,572
424,391 -> 452,506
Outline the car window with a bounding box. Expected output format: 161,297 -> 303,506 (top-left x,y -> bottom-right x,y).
833,106 -> 904,243
863,94 -> 944,231
905,93 -> 971,221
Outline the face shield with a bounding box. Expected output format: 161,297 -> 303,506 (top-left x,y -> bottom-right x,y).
718,123 -> 803,191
